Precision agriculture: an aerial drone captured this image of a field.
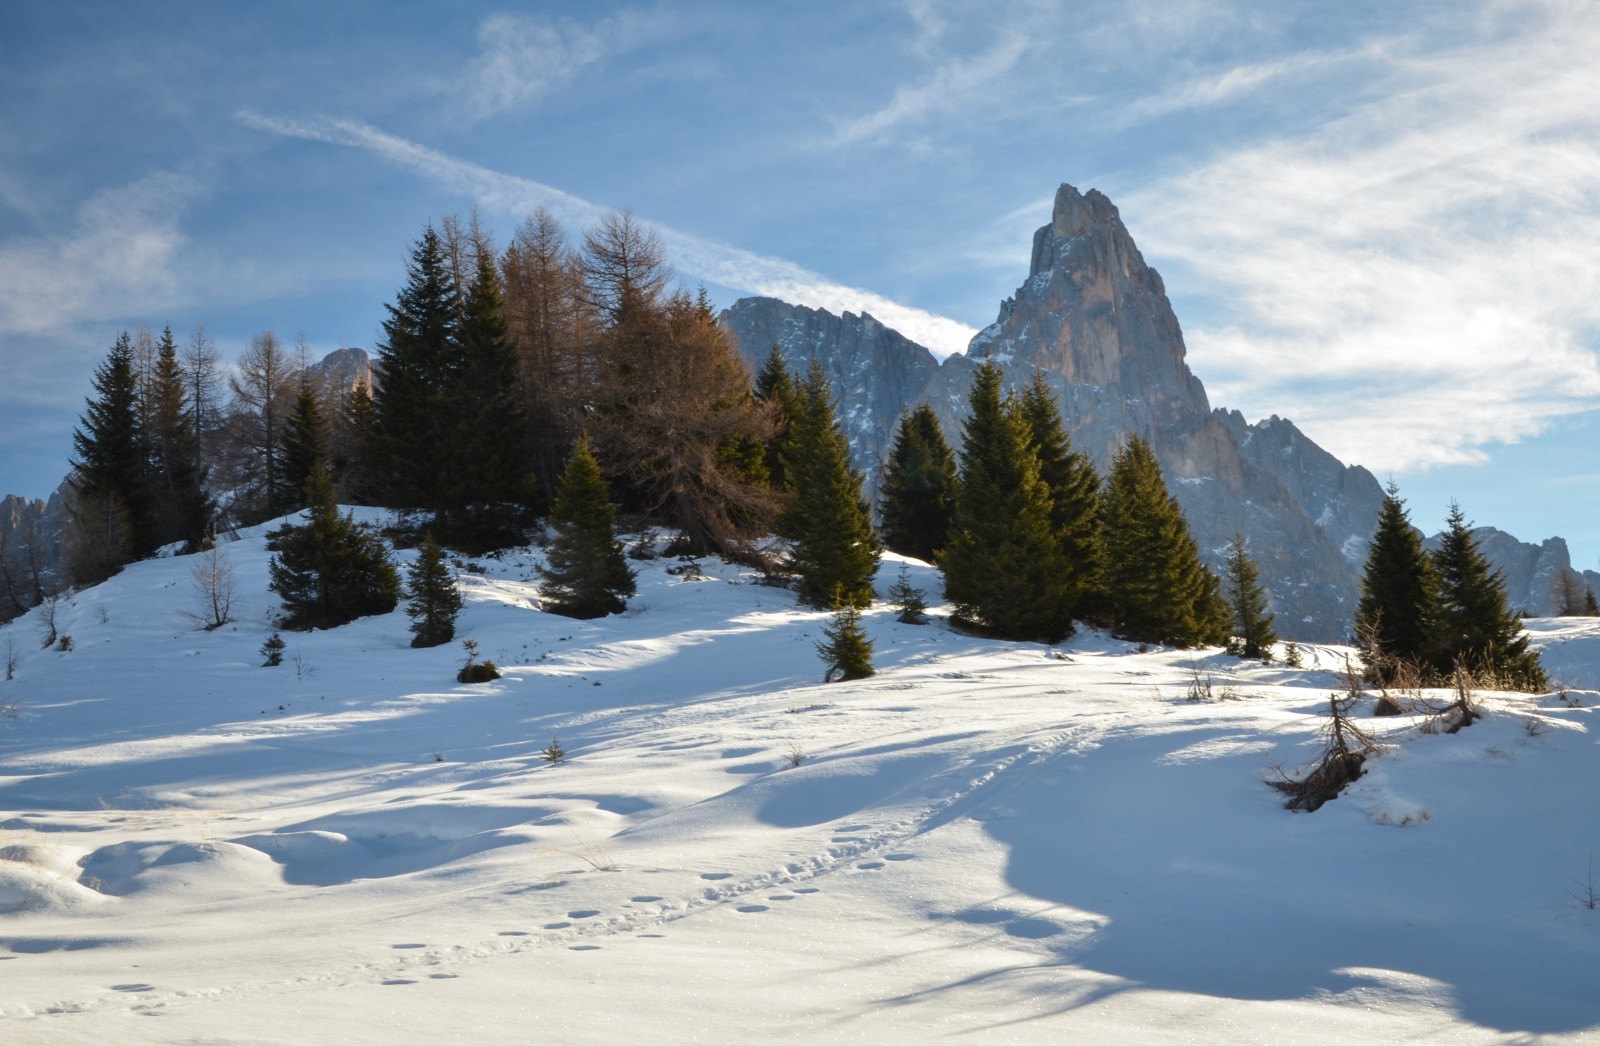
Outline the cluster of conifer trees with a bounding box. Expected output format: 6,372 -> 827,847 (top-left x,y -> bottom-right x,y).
66,208 -> 1277,655
1355,487 -> 1549,690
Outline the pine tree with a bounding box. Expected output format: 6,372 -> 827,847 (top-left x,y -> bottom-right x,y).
1100,435 -> 1229,647
70,332 -> 150,571
941,362 -> 1074,642
538,435 -> 636,619
1016,374 -> 1104,617
1431,502 -> 1547,690
784,362 -> 880,608
405,532 -> 463,648
1587,587 -> 1600,617
816,594 -> 875,682
1354,483 -> 1438,677
1224,532 -> 1277,659
877,404 -> 958,563
268,465 -> 401,631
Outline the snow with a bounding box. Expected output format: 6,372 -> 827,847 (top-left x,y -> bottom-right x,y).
3,524 -> 1600,1043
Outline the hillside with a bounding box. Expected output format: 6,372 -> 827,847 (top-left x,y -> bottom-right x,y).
2,520 -> 1600,1043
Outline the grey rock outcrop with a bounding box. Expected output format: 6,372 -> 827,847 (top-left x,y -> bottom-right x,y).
723,183 -> 1392,640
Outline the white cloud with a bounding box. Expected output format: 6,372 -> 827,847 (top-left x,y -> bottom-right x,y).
1126,4 -> 1600,470
0,173 -> 193,338
239,112 -> 979,357
457,10 -> 667,121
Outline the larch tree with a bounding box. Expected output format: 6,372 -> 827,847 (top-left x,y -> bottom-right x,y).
941,362 -> 1074,642
537,435 -> 636,619
228,330 -> 300,521
877,404 -> 957,563
1100,435 -> 1229,648
783,362 -> 880,608
1430,501 -> 1547,690
1223,532 -> 1277,660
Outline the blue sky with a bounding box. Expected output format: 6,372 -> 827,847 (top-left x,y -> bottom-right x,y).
3,1 -> 1598,567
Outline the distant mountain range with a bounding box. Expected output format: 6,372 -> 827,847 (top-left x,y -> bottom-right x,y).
720,183 -> 1599,640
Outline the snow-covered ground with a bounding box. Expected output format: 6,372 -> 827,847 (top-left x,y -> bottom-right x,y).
3,518 -> 1599,1044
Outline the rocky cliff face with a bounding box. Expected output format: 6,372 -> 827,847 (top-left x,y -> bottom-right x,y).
722,183 -> 1392,641
0,490 -> 66,621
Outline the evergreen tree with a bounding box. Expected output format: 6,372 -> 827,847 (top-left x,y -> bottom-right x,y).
369,226 -> 459,515
1354,483 -> 1438,676
405,532 -> 462,648
146,326 -> 212,551
268,465 -> 401,631
816,594 -> 875,682
278,380 -> 325,514
753,345 -> 800,491
1431,502 -> 1547,690
1587,587 -> 1600,617
1016,374 -> 1104,617
877,404 -> 958,563
941,362 -> 1074,642
1224,532 -> 1277,659
784,362 -> 880,608
538,435 -> 636,619
1100,435 -> 1229,647
449,246 -> 535,545
70,333 -> 151,567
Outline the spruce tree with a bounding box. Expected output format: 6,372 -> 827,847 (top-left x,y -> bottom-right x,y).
753,345 -> 800,492
784,363 -> 880,608
278,380 -> 325,515
941,362 -> 1073,642
450,246 -> 535,545
538,435 -> 636,619
268,465 -> 401,631
369,226 -> 459,515
406,532 -> 463,648
1017,374 -> 1104,618
1224,532 -> 1277,659
146,326 -> 211,552
1431,502 -> 1547,690
1354,483 -> 1437,677
1587,587 -> 1600,617
878,404 -> 958,563
70,333 -> 151,567
816,594 -> 875,682
1100,435 -> 1229,647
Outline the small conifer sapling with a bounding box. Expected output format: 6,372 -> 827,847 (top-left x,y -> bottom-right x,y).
816,589 -> 875,682
405,532 -> 463,648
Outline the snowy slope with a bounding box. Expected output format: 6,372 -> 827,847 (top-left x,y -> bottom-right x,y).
2,519 -> 1599,1044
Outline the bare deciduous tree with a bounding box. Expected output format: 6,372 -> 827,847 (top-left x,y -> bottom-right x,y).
189,536 -> 236,630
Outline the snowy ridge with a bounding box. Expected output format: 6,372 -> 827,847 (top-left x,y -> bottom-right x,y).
2,523 -> 1600,1042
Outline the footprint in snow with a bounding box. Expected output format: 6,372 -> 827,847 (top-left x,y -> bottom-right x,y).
885,853 -> 916,862
112,983 -> 156,993
382,979 -> 417,986
638,933 -> 666,938
567,909 -> 602,919
699,872 -> 732,881
630,895 -> 663,903
543,921 -> 571,930
768,894 -> 796,901
498,931 -> 529,937
857,861 -> 885,870
736,904 -> 769,913
569,945 -> 602,951
429,973 -> 459,979
391,943 -> 427,949
793,887 -> 820,894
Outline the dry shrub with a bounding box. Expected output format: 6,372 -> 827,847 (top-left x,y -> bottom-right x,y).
1270,692 -> 1377,812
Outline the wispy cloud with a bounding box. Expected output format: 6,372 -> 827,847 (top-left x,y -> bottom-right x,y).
239,111 -> 978,356
1127,5 -> 1600,471
456,9 -> 670,122
0,173 -> 193,338
830,3 -> 1037,149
